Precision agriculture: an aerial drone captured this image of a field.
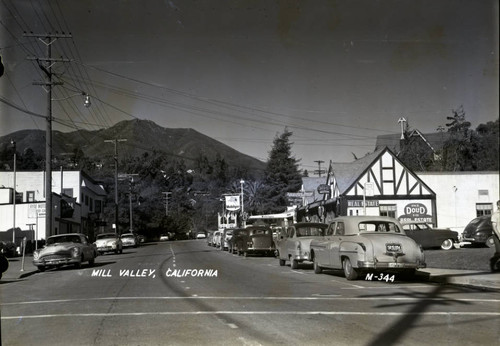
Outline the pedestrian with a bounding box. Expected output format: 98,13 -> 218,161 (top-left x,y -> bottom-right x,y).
490,200 -> 500,272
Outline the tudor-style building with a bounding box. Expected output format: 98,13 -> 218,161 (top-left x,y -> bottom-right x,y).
298,147 -> 437,225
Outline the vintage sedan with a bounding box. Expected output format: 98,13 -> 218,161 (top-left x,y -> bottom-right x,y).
236,226 -> 275,257
310,216 -> 426,280
276,222 -> 329,269
462,215 -> 495,247
33,233 -> 98,272
95,233 -> 123,254
121,232 -> 139,248
401,222 -> 459,250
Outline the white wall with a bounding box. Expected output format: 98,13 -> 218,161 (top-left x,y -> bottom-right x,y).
418,172 -> 499,234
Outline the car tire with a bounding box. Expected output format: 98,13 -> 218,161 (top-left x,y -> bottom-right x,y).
37,265 -> 46,272
88,258 -> 95,266
313,258 -> 322,274
342,258 -> 358,280
486,236 -> 495,248
440,239 -> 454,250
279,258 -> 286,266
291,259 -> 299,269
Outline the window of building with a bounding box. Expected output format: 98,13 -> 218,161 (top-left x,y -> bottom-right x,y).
95,200 -> 102,213
380,204 -> 397,218
476,203 -> 493,217
89,197 -> 94,212
85,195 -> 89,206
27,191 -> 35,202
63,188 -> 74,197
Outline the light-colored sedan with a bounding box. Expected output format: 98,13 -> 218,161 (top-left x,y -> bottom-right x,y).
33,233 -> 98,272
121,232 -> 139,248
311,216 -> 426,280
95,233 -> 123,254
276,222 -> 328,269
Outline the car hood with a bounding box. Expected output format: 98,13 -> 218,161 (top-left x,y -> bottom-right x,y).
37,243 -> 79,256
95,239 -> 117,245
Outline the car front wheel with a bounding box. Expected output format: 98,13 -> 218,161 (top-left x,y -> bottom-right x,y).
485,236 -> 495,248
440,239 -> 454,250
342,258 -> 358,280
313,258 -> 322,274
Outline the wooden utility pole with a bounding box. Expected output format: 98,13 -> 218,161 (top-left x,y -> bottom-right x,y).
104,139 -> 127,234
25,33 -> 71,238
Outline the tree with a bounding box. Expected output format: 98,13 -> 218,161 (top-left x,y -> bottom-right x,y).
258,128 -> 302,214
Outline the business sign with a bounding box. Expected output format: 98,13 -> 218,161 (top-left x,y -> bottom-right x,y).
28,203 -> 46,218
348,200 -> 379,207
286,191 -> 314,198
225,195 -> 240,211
317,184 -> 330,194
398,203 -> 433,223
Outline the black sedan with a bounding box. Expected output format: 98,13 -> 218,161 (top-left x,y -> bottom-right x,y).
402,222 -> 459,250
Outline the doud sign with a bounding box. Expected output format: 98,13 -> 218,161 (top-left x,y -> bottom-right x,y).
398,203 -> 433,223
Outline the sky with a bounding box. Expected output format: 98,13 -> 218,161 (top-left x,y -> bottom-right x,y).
0,0 -> 498,173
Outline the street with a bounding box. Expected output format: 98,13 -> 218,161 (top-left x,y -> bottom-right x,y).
1,240 -> 499,346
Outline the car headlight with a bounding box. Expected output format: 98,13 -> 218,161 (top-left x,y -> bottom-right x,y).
33,251 -> 40,260
71,247 -> 81,258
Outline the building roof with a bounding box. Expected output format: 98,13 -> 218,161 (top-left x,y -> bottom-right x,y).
330,149 -> 385,194
375,132 -> 449,154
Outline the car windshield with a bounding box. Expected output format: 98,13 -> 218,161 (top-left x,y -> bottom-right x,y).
358,221 -> 401,233
295,226 -> 326,237
249,229 -> 271,236
47,235 -> 81,245
97,233 -> 116,239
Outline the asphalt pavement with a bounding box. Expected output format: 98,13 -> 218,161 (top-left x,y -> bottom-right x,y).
2,254 -> 500,291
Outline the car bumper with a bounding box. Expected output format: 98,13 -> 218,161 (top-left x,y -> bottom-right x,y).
357,260 -> 426,269
97,246 -> 116,252
33,257 -> 79,267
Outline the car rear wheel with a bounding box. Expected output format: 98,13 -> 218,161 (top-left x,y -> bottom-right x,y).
342,258 -> 358,280
486,236 -> 495,248
440,239 -> 454,250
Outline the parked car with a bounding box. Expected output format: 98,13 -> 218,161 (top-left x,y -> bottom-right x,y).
137,234 -> 146,243
0,253 -> 8,279
159,234 -> 170,241
276,222 -> 329,269
33,233 -> 98,272
121,232 -> 139,248
462,215 -> 495,247
220,229 -> 234,251
213,230 -> 222,248
196,232 -> 207,239
310,216 -> 426,280
206,231 -> 215,246
236,226 -> 275,257
227,228 -> 247,254
95,233 -> 123,255
401,222 -> 459,250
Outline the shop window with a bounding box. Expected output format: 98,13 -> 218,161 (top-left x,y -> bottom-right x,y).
476,203 -> 493,217
27,191 -> 35,202
380,204 -> 397,218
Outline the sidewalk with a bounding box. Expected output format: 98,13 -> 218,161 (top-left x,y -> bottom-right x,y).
2,255 -> 500,291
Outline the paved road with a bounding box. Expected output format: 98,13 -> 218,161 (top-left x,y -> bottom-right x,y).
1,240 -> 499,345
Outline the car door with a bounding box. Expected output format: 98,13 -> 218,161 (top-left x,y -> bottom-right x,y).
313,223 -> 334,266
329,222 -> 344,269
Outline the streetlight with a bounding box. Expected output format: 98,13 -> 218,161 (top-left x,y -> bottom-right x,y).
11,139 -> 16,243
240,179 -> 245,227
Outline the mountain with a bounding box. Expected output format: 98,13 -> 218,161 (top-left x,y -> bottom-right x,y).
0,119 -> 266,176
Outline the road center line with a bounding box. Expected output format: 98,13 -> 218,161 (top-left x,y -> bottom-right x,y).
3,311 -> 500,320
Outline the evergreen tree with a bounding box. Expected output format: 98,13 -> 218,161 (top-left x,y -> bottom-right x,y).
259,128 -> 302,213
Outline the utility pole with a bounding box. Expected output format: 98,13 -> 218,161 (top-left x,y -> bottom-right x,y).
314,160 -> 325,177
25,33 -> 71,238
162,192 -> 171,216
104,139 -> 127,235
